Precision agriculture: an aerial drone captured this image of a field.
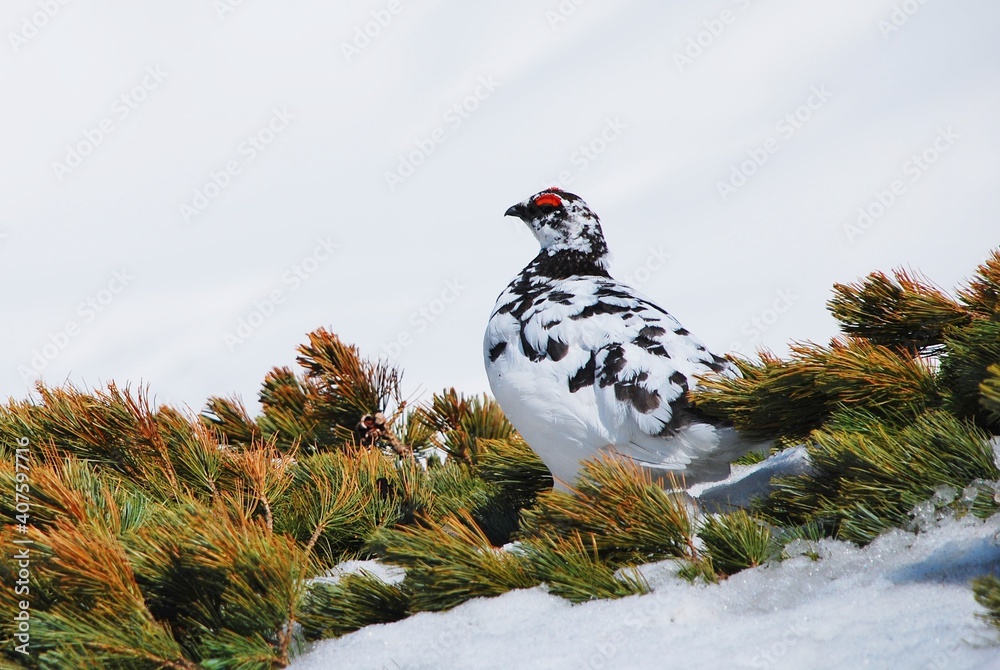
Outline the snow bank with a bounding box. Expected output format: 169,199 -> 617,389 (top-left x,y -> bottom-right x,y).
289,513 -> 1000,669
310,560 -> 406,587
691,445 -> 812,513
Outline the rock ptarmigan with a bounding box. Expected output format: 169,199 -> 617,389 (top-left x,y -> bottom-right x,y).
484,188 -> 754,490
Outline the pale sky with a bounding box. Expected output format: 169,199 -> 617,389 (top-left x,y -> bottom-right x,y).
3,0 -> 998,413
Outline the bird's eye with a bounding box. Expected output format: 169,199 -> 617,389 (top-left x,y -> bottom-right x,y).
533,193 -> 563,208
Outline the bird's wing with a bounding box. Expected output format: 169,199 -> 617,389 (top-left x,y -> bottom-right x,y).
506,275 -> 734,469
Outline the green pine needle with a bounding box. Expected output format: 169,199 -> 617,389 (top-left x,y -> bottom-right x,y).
520,456 -> 697,566
692,338 -> 940,442
370,511 -> 539,613
760,411 -> 1000,544
414,389 -> 514,465
522,532 -> 649,603
828,269 -> 970,352
299,571 -> 410,640
940,319 -> 1000,431
201,395 -> 259,448
981,364 -> 1000,423
296,328 -> 403,446
699,511 -> 777,577
973,575 -> 1000,634
958,250 -> 1000,316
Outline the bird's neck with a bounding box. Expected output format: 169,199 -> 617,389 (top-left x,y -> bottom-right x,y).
527,247 -> 611,280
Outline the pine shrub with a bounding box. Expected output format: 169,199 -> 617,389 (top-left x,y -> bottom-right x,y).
973,575 -> 1000,634
519,457 -> 697,566
521,532 -> 649,602
299,571 -> 410,640
369,511 -> 539,613
699,510 -> 777,576
694,249 -> 1000,547
5,248 -> 1000,664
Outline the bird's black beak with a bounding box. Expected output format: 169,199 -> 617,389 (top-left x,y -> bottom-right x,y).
505,203 -> 526,219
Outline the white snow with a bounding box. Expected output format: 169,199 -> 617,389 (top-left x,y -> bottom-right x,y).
691,445 -> 813,513
310,559 -> 406,587
289,495 -> 1000,669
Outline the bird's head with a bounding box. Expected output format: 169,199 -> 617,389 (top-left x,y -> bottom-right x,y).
504,188 -> 609,261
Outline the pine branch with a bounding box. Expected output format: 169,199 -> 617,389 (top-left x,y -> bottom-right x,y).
817,337 -> 940,414
258,367 -> 322,450
691,352 -> 822,441
170,424 -> 225,499
222,439 -> 296,531
127,502 -> 311,666
973,575 -> 1000,635
31,518 -> 194,669
425,455 -> 534,547
521,532 -> 649,602
520,456 -> 696,566
201,395 -> 259,447
0,452 -> 151,537
426,461 -> 498,519
958,249 -> 1000,316
475,436 -> 553,506
396,409 -> 438,455
981,364 -> 1000,424
693,338 -> 940,442
299,571 -> 410,640
0,383 -> 184,497
274,449 -> 422,567
296,328 -> 402,445
760,410 -> 1000,543
940,319 -> 1000,431
370,511 -> 539,612
699,510 -> 777,577
828,270 -> 970,352
415,389 -> 514,466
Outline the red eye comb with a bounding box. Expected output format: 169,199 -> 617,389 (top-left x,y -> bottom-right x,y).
534,193 -> 563,208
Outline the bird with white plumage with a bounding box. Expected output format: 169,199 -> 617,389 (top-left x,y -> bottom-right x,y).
484,188 -> 760,489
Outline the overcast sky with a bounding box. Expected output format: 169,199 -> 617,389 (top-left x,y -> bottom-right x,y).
2,0 -> 998,414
